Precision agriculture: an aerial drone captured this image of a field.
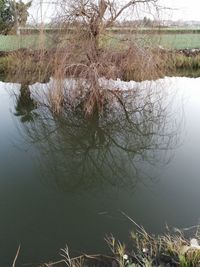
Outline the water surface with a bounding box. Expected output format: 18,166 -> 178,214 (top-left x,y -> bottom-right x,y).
0,77 -> 200,266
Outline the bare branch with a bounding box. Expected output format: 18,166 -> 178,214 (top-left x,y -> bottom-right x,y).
12,245 -> 21,267
106,0 -> 158,27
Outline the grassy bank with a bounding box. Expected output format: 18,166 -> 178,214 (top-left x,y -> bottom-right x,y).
0,50 -> 53,83
1,48 -> 200,83
37,221 -> 200,267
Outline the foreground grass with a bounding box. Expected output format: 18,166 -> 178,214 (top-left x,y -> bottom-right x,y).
38,221 -> 200,267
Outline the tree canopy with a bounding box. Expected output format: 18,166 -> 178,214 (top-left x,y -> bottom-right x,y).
0,0 -> 31,34
13,0 -> 32,27
0,0 -> 13,33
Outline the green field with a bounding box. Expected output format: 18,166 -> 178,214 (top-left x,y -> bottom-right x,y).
0,34 -> 54,51
107,33 -> 200,50
150,33 -> 200,49
1,32 -> 200,51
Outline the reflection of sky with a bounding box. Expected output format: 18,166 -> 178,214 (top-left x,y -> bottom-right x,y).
0,83 -> 20,152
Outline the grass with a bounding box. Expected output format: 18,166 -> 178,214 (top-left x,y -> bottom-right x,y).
150,33 -> 200,49
0,34 -> 55,51
1,29 -> 200,85
39,222 -> 200,267
1,31 -> 200,52
0,56 -> 8,74
0,49 -> 200,85
0,35 -> 38,51
103,33 -> 200,50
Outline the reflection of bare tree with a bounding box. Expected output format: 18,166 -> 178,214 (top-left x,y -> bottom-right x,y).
14,84 -> 37,122
16,84 -> 180,193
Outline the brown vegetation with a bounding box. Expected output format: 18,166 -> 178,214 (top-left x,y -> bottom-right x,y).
39,221 -> 200,267
4,0 -> 163,117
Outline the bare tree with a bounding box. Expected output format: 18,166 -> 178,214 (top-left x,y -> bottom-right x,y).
10,0 -> 162,118
59,0 -> 158,55
46,0 -> 162,117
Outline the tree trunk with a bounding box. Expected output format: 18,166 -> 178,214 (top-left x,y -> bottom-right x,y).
13,0 -> 20,36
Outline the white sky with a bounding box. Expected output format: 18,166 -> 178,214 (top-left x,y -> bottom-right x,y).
160,0 -> 200,21
27,0 -> 200,24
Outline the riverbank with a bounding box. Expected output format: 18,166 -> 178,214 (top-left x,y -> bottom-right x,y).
1,48 -> 200,83
38,224 -> 200,267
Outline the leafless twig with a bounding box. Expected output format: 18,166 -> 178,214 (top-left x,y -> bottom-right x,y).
12,245 -> 21,267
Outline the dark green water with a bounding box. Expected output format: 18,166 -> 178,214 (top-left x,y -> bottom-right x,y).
1,77 -> 200,266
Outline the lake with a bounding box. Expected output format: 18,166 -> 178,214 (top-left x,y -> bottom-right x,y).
0,77 -> 200,266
